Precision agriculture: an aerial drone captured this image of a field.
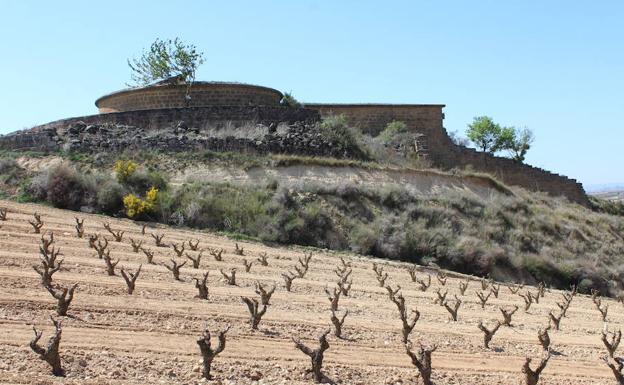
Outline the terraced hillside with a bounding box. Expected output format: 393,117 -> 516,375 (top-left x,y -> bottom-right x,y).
0,201 -> 621,384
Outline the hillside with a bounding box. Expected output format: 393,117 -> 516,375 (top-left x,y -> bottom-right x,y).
591,189 -> 624,203
0,200 -> 622,384
1,150 -> 624,298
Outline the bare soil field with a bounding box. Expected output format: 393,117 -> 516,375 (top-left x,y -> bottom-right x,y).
0,200 -> 621,384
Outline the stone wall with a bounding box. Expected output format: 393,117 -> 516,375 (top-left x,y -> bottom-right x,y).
0,120 -> 365,160
440,144 -> 589,205
16,106 -> 319,136
304,103 -> 445,136
305,103 -> 588,205
0,100 -> 589,205
96,82 -> 283,113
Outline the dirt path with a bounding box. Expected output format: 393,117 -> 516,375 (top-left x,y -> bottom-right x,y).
0,200 -> 620,384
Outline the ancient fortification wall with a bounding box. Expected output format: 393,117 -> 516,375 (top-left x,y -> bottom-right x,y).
19,106 -> 319,134
307,103 -> 588,205
0,82 -> 588,205
303,104 -> 445,137
96,82 -> 283,113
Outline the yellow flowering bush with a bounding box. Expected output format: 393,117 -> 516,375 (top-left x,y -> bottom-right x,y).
145,186 -> 158,203
113,160 -> 137,182
123,187 -> 158,218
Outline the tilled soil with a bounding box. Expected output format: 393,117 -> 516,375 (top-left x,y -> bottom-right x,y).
0,201 -> 620,384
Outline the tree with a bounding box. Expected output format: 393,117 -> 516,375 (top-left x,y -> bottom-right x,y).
508,128 -> 534,163
127,38 -> 205,101
280,92 -> 301,107
466,116 -> 535,162
466,116 -> 503,154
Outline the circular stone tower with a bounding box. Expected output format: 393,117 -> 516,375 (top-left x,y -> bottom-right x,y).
95,81 -> 283,113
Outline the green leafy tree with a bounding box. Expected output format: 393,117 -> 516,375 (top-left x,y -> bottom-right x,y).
466,116 -> 503,154
127,38 -> 205,87
507,128 -> 534,163
466,116 -> 535,163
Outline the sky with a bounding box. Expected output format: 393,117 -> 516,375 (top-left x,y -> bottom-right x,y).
0,1 -> 622,190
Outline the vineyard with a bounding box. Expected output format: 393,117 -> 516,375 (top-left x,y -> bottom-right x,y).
0,200 -> 622,384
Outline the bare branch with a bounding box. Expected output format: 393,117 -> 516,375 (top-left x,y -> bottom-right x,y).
404,342 -> 437,385
499,305 -> 519,327
194,271 -> 209,300
163,259 -> 186,281
330,309 -> 348,338
459,279 -> 469,295
478,320 -> 501,349
103,222 -> 124,242
602,330 -> 622,358
208,247 -> 223,261
476,291 -> 491,309
29,212 -> 44,233
282,271 -> 296,292
241,296 -> 267,330
255,281 -> 276,305
188,239 -> 200,251
120,265 -> 141,294
522,352 -> 551,385
196,324 -> 230,379
172,242 -> 185,257
151,233 -> 168,247
74,217 -> 84,238
292,330 -> 331,383
372,263 -> 388,287
416,275 -> 431,292
538,327 -> 551,351
30,317 -> 64,376
45,283 -> 77,316
444,296 -> 461,321
141,247 -> 155,264
257,252 -> 269,266
220,268 -> 237,285
186,251 -> 203,269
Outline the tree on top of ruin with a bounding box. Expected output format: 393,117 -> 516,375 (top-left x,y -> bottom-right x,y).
466,116 -> 506,154
506,127 -> 535,163
466,116 -> 534,163
127,38 -> 205,90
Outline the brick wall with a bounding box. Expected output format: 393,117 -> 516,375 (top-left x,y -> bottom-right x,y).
304,103 -> 445,136
96,82 -> 283,113
305,103 -> 588,205
21,106 -> 319,135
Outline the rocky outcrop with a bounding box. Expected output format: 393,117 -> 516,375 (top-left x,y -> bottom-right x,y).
0,120 -> 365,159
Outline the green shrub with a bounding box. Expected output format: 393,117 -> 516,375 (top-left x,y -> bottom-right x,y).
378,120 -> 409,143
272,201 -> 334,247
590,196 -> 624,216
39,164 -> 89,210
171,183 -> 271,232
0,158 -> 23,185
319,115 -> 364,155
14,160 -> 624,296
97,180 -> 126,214
125,169 -> 168,194
348,222 -> 378,255
280,92 -> 301,108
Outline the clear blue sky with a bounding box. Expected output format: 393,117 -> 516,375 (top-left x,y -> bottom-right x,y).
1,1 -> 622,189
